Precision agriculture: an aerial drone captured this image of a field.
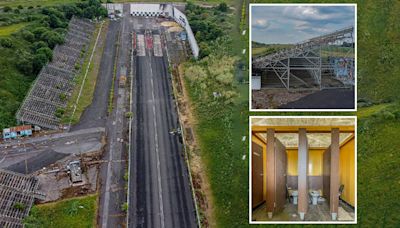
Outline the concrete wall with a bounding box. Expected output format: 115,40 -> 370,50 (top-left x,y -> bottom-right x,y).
103,3 -> 123,14
172,7 -> 199,58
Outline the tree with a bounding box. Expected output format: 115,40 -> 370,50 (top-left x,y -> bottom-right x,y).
0,38 -> 14,48
217,3 -> 228,12
49,14 -> 67,28
3,6 -> 12,12
36,47 -> 53,61
40,31 -> 64,48
33,53 -> 49,74
21,30 -> 35,42
32,27 -> 49,39
32,41 -> 48,51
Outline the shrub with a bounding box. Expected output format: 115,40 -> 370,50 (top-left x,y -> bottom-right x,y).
36,47 -> 53,61
21,30 -> 35,42
0,38 -> 14,48
32,41 -> 48,51
55,108 -> 65,118
121,202 -> 128,212
14,9 -> 20,14
17,5 -> 23,10
33,53 -> 49,73
14,203 -> 26,211
217,3 -> 228,12
59,93 -> 67,101
3,6 -> 12,12
40,30 -> 64,48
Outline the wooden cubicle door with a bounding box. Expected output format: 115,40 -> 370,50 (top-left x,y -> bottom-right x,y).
266,128 -> 287,216
274,138 -> 287,213
252,142 -> 264,208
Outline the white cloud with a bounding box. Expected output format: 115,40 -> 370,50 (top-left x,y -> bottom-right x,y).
252,19 -> 270,30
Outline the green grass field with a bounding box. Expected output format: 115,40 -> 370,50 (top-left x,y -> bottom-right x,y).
251,44 -> 293,57
357,103 -> 391,119
0,22 -> 28,36
24,194 -> 98,228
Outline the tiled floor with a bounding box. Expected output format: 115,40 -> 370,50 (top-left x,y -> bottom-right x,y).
252,200 -> 355,222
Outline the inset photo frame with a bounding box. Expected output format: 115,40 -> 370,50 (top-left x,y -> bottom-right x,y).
250,4 -> 357,111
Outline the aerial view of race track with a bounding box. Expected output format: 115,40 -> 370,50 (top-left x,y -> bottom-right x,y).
0,2 -> 200,227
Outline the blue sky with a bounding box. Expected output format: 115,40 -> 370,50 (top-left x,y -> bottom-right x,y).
251,5 -> 355,44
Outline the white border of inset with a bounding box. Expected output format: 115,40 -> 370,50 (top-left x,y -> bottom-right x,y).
248,116 -> 357,224
249,3 -> 357,112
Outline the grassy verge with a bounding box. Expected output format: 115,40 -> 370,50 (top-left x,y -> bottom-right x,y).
62,20 -> 109,125
357,103 -> 391,119
24,194 -> 98,227
108,30 -> 121,114
0,22 -> 29,36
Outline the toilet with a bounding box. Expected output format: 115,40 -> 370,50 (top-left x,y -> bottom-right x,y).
289,190 -> 298,205
309,190 -> 320,205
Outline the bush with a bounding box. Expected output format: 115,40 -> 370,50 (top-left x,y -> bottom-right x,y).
14,9 -> 20,14
3,6 -> 12,12
59,93 -> 67,101
0,38 -> 14,48
121,202 -> 128,212
32,41 -> 48,51
14,203 -> 26,211
55,108 -> 65,118
33,53 -> 49,73
36,47 -> 53,61
40,30 -> 64,48
32,27 -> 49,39
17,5 -> 23,10
217,3 -> 228,12
21,30 -> 35,42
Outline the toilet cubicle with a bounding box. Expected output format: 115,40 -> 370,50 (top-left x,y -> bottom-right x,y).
265,128 -> 287,218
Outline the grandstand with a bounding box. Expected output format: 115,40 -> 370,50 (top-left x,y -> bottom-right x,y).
252,27 -> 354,90
16,17 -> 95,129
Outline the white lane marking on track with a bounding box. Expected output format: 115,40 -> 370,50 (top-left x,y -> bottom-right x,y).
137,34 -> 146,56
149,57 -> 165,228
153,35 -> 163,57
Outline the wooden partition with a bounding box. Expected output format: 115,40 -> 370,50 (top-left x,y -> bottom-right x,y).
322,128 -> 340,220
330,128 -> 340,220
265,128 -> 287,218
298,128 -> 309,220
323,146 -> 331,203
252,142 -> 264,208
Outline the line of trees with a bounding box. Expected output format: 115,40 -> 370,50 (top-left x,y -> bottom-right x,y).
0,0 -> 107,76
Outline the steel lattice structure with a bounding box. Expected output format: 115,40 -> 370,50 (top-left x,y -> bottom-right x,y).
252,26 -> 354,90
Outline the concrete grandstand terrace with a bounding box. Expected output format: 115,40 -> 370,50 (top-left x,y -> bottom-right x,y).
16,17 -> 96,130
0,169 -> 44,228
252,27 -> 355,109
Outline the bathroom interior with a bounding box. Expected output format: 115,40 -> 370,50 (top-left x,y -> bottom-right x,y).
251,118 -> 355,222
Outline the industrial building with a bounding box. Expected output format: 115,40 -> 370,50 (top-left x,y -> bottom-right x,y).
251,117 -> 356,222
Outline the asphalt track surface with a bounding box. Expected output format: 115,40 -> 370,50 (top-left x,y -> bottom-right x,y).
279,88 -> 355,109
129,19 -> 197,228
72,20 -> 120,131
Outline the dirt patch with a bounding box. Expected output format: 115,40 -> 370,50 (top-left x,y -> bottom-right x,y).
36,149 -> 103,203
161,21 -> 180,27
170,64 -> 216,227
252,88 -> 313,109
168,26 -> 183,32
